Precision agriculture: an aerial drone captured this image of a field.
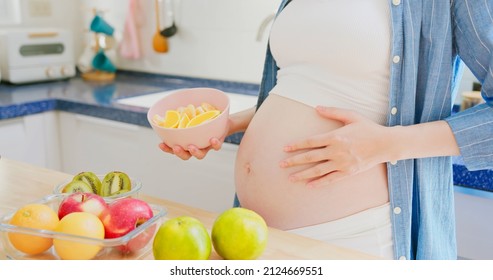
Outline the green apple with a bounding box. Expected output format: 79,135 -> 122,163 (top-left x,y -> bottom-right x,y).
212,207 -> 268,260
153,216 -> 211,260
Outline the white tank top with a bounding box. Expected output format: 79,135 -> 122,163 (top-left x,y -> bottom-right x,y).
269,0 -> 391,125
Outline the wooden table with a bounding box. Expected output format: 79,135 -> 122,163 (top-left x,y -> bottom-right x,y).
0,157 -> 378,260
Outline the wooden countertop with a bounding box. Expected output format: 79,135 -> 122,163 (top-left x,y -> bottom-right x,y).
0,157 -> 378,260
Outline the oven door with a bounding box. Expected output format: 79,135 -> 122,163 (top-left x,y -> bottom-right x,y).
6,30 -> 73,68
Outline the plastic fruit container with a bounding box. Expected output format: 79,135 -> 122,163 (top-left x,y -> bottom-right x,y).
53,175 -> 142,202
147,87 -> 230,150
0,194 -> 166,260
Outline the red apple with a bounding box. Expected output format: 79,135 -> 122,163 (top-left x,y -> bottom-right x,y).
100,198 -> 154,253
58,193 -> 108,220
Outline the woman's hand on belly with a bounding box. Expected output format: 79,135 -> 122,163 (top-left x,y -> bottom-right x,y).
279,106 -> 394,187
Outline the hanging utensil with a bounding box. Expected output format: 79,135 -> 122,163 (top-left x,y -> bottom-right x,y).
161,22 -> 177,38
152,0 -> 168,53
160,0 -> 178,38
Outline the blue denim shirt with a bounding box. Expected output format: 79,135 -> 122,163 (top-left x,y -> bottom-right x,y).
252,0 -> 493,260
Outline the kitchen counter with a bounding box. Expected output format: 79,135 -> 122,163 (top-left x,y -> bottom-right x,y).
0,71 -> 491,193
0,157 -> 378,260
0,71 -> 258,144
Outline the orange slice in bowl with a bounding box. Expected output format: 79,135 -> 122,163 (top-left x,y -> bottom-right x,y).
195,106 -> 205,115
184,104 -> 196,119
186,110 -> 221,128
152,114 -> 166,126
201,102 -> 217,111
158,110 -> 180,128
178,113 -> 190,128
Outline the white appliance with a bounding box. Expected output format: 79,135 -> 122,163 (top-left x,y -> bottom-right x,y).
0,28 -> 76,84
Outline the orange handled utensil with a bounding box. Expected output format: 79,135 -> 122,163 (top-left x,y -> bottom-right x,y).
152,0 -> 168,53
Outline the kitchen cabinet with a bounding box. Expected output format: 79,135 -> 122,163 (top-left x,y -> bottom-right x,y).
454,188 -> 493,259
0,112 -> 61,170
58,112 -> 237,213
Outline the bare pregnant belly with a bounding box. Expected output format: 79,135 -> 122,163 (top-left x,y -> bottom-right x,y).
235,94 -> 389,230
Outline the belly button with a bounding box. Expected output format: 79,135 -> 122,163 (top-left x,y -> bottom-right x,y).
244,163 -> 251,174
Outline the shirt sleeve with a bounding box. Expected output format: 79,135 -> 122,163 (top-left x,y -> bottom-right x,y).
445,0 -> 493,171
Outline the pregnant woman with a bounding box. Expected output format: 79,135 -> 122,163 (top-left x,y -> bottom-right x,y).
159,0 -> 493,260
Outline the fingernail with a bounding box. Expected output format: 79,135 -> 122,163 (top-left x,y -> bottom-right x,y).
279,161 -> 287,168
284,146 -> 292,152
188,146 -> 197,153
172,146 -> 179,153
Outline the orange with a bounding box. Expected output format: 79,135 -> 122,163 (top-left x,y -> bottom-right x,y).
195,106 -> 205,115
184,104 -> 197,119
178,113 -> 190,128
53,212 -> 104,260
186,110 -> 220,128
201,102 -> 217,111
152,114 -> 166,126
8,204 -> 59,255
154,110 -> 180,128
177,106 -> 185,116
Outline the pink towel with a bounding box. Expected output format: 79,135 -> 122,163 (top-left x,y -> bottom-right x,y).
119,0 -> 141,59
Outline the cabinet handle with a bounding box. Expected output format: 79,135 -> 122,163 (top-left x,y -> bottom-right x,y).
75,114 -> 140,131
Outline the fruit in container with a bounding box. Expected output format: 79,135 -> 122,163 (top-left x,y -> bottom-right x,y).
211,207 -> 268,260
153,110 -> 180,128
73,171 -> 102,195
61,180 -> 94,194
4,193 -> 162,260
152,216 -> 211,260
58,171 -> 134,198
53,212 -> 105,260
186,110 -> 220,128
100,198 -> 153,238
8,204 -> 59,255
152,102 -> 221,129
100,198 -> 154,253
58,193 -> 108,220
100,171 -> 132,197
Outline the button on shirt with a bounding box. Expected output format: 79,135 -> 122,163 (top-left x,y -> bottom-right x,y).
255,0 -> 493,260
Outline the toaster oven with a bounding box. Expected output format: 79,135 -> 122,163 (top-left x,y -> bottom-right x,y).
0,28 -> 76,84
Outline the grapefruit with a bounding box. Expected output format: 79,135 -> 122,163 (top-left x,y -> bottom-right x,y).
53,212 -> 104,260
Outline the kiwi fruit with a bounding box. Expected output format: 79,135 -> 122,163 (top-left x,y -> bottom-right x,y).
61,180 -> 94,194
72,171 -> 102,195
100,171 -> 132,197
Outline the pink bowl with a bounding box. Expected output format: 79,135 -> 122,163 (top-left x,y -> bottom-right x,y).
147,87 -> 230,150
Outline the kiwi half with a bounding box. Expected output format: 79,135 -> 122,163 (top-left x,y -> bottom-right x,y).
73,171 -> 102,195
100,171 -> 132,197
61,180 -> 94,194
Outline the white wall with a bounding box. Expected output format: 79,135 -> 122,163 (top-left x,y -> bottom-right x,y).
4,0 -> 479,93
81,0 -> 282,83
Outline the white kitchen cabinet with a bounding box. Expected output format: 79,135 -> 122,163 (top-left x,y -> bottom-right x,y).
454,187 -> 493,260
0,112 -> 61,169
58,112 -> 237,213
